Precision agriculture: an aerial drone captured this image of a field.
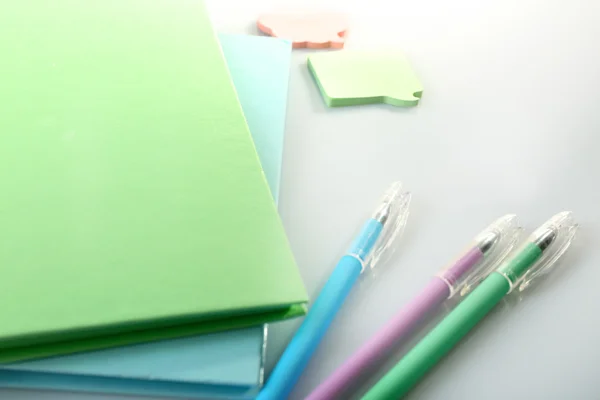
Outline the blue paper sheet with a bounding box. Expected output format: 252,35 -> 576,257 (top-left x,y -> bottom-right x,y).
0,34 -> 292,400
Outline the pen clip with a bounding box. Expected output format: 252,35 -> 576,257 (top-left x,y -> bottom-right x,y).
517,211 -> 579,292
456,214 -> 524,296
364,182 -> 411,271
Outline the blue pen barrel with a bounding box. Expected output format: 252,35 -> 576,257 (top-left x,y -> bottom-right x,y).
257,219 -> 383,400
257,256 -> 362,400
349,219 -> 384,261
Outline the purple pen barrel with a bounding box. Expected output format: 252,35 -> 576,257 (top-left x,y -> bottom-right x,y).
438,246 -> 487,291
306,247 -> 486,400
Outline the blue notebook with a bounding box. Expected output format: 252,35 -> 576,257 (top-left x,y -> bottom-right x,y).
0,34 -> 292,400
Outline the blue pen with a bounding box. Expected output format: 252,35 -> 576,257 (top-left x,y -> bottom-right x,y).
257,182 -> 411,400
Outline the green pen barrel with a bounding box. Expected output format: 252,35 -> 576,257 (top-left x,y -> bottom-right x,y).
362,243 -> 542,399
361,273 -> 509,399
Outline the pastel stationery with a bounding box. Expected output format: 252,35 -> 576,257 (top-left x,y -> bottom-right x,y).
0,34 -> 293,399
308,51 -> 423,107
258,14 -> 347,49
257,182 -> 411,400
0,0 -> 307,363
0,331 -> 265,400
362,212 -> 578,399
220,34 -> 292,202
307,215 -> 522,400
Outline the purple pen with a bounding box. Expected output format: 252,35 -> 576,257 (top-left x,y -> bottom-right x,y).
306,215 -> 523,400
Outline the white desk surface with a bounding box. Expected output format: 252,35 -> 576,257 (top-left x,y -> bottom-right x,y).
3,0 -> 599,399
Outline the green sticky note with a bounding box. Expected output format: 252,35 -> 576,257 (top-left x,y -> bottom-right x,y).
0,0 -> 307,362
308,51 -> 423,107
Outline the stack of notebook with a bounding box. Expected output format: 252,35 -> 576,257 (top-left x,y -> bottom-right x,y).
0,1 -> 305,398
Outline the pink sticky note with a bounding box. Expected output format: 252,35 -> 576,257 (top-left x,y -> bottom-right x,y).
257,14 -> 347,49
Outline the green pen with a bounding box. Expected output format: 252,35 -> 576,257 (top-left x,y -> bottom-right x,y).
362,211 -> 579,399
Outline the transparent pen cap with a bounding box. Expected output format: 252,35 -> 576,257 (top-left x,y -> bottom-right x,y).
511,211 -> 579,293
363,181 -> 411,271
436,214 -> 523,297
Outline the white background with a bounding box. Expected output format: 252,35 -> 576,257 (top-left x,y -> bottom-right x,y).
3,0 -> 600,399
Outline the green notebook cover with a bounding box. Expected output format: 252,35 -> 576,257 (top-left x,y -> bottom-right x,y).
0,1 -> 307,363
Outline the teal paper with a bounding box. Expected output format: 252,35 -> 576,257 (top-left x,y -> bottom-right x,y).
0,34 -> 292,400
224,36 -> 291,201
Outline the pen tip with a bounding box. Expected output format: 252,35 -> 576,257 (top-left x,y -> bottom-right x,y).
374,202 -> 391,225
478,231 -> 500,254
535,228 -> 557,251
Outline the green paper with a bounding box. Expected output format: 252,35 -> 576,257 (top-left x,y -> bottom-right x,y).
308,51 -> 423,107
0,0 -> 307,362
